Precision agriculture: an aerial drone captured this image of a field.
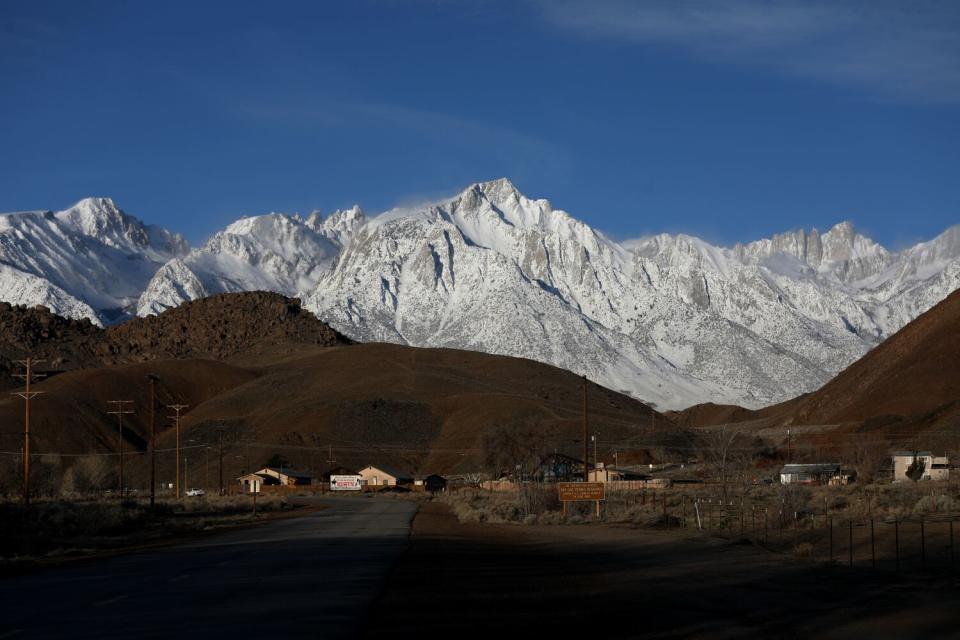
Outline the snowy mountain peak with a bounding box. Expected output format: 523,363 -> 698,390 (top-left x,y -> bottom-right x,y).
3,183 -> 958,412
310,205 -> 366,247
55,197 -> 146,248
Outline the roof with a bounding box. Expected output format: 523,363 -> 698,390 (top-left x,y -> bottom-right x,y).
780,463 -> 841,474
893,451 -> 934,457
237,472 -> 274,481
360,464 -> 413,480
262,466 -> 313,478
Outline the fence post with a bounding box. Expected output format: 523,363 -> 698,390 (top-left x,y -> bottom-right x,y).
920,517 -> 926,572
829,516 -> 833,563
870,518 -> 876,570
950,518 -> 955,572
895,518 -> 900,573
848,520 -> 854,568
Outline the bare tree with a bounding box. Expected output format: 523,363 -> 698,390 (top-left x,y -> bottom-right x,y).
62,455 -> 117,496
480,421 -> 548,482
851,433 -> 888,483
700,424 -> 745,501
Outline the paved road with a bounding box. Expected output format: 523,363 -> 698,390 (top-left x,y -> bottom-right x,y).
0,497 -> 417,639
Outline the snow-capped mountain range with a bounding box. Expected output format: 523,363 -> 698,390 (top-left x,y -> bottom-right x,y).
2,180 -> 957,410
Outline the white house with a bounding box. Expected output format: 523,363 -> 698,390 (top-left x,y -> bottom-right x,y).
358,465 -> 413,487
893,452 -> 949,482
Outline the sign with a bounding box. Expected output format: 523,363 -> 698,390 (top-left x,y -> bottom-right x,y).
330,475 -> 363,491
558,482 -> 605,502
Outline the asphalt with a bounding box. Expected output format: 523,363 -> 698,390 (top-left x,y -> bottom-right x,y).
0,497 -> 417,640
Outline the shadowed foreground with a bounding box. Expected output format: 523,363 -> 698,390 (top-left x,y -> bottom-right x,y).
365,501 -> 960,640
0,498 -> 415,639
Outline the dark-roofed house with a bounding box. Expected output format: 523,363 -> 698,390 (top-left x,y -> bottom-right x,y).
779,463 -> 841,485
256,467 -> 313,486
319,466 -> 357,483
415,474 -> 447,493
358,465 -> 414,487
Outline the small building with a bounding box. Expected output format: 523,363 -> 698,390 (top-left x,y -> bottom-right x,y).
237,472 -> 275,493
893,452 -> 950,482
779,463 -> 841,485
237,467 -> 312,493
257,467 -> 313,486
537,453 -> 584,482
414,474 -> 447,493
358,465 -> 414,487
319,466 -> 357,483
589,463 -> 651,483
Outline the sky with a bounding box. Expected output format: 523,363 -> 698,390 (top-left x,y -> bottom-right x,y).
1,0 -> 957,248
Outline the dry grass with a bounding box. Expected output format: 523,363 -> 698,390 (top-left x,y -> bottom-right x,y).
0,494 -> 289,561
440,480 -> 960,529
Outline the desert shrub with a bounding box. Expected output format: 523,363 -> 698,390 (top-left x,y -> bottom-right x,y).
61,455 -> 117,496
792,542 -> 814,560
914,493 -> 960,513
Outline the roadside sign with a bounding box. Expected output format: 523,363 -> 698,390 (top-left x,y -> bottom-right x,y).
558,482 -> 605,517
330,475 -> 363,491
558,482 -> 605,502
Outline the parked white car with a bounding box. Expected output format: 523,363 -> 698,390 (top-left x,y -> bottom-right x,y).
185,488 -> 206,497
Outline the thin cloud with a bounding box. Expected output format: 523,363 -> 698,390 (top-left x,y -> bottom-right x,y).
535,0 -> 960,104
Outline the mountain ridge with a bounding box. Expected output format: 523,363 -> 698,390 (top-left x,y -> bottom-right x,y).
2,181 -> 957,410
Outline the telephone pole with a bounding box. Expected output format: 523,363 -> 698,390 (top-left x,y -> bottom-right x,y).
168,404 -> 189,498
582,375 -> 589,482
147,374 -> 159,509
326,444 -> 336,467
592,433 -> 598,477
217,428 -> 225,496
107,400 -> 135,497
12,358 -> 45,505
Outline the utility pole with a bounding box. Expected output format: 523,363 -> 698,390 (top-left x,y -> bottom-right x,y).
217,428 -> 225,496
582,375 -> 589,482
592,434 -> 598,478
146,374 -> 159,509
183,455 -> 188,491
12,358 -> 45,506
106,400 -> 135,497
168,404 -> 189,498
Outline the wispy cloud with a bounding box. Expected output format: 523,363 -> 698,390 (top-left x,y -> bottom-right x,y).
236,99 -> 573,171
534,0 -> 960,104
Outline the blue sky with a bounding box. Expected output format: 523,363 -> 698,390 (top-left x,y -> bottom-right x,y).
1,0 -> 957,248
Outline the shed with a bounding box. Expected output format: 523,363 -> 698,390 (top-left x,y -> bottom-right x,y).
779,463 -> 841,485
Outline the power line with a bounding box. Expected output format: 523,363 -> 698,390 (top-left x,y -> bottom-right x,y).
11,357 -> 45,506
167,404 -> 189,498
106,400 -> 135,498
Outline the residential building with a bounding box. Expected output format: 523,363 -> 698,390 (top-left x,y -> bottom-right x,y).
358,465 -> 413,487
892,452 -> 950,482
237,466 -> 312,493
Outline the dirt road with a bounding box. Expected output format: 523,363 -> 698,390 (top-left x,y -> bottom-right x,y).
365,501 -> 960,639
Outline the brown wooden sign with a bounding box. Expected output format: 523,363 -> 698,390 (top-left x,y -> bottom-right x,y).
558,482 -> 605,502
